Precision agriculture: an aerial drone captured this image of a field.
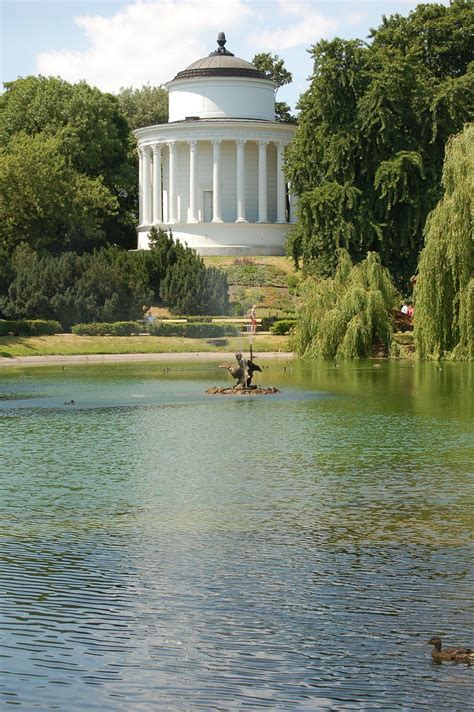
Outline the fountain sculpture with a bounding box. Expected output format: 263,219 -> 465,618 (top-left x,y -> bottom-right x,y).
206,346 -> 280,395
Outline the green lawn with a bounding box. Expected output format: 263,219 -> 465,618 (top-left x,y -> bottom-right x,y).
0,334 -> 290,358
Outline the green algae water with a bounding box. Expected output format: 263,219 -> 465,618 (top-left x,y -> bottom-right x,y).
0,360 -> 473,710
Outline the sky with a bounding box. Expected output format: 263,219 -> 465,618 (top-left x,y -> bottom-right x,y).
0,0 -> 449,108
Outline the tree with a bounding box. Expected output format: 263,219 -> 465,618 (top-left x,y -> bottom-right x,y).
0,245 -> 153,327
117,85 -> 168,130
292,250 -> 399,359
0,76 -> 136,252
369,0 -> 474,79
155,229 -> 229,315
252,52 -> 296,124
0,133 -> 118,254
286,1 -> 474,284
414,123 -> 473,360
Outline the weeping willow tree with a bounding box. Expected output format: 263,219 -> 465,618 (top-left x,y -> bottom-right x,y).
292,250 -> 399,359
414,124 -> 473,361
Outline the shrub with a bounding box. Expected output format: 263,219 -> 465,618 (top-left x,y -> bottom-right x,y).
261,314 -> 295,331
72,323 -> 107,336
25,319 -> 62,335
0,319 -> 27,336
271,319 -> 297,335
71,321 -> 142,336
148,321 -> 239,337
286,273 -> 301,295
226,262 -> 269,286
0,319 -> 61,336
108,321 -> 142,336
186,315 -> 212,323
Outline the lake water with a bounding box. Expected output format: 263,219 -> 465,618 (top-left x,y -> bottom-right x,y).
0,359 -> 473,710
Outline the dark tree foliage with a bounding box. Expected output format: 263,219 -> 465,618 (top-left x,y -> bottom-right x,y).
252,52 -> 296,124
0,76 -> 137,252
286,0 -> 474,284
0,229 -> 229,326
151,228 -> 229,315
0,247 -> 12,299
0,245 -> 152,328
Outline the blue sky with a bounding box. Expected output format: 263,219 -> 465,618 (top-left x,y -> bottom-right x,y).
1,0 -> 449,107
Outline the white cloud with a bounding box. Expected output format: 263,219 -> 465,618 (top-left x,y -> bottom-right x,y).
253,1 -> 338,50
36,0 -> 253,92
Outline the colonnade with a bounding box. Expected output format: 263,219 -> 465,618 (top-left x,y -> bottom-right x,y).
138,138 -> 295,227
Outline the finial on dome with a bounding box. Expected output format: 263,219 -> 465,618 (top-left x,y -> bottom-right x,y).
209,32 -> 234,57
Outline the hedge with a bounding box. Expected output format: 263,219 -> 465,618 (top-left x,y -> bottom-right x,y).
0,319 -> 62,336
261,314 -> 295,331
148,321 -> 240,337
71,321 -> 142,336
186,315 -> 213,323
270,319 -> 297,335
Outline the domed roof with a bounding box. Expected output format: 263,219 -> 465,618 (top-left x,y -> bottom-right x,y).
173,33 -> 268,81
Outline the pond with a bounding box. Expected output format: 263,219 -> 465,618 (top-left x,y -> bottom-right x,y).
0,359 -> 473,710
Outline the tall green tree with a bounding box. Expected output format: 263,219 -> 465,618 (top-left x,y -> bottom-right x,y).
414,123 -> 473,360
0,76 -> 136,252
117,85 -> 168,130
252,52 -> 296,123
286,0 -> 474,284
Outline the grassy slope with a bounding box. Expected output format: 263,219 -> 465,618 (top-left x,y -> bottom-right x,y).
0,334 -> 290,358
203,255 -> 296,274
204,255 -> 298,315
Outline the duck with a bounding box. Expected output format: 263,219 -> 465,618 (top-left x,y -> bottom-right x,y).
427,636 -> 474,664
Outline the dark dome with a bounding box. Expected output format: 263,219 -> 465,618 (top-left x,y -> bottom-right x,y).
173,33 -> 268,81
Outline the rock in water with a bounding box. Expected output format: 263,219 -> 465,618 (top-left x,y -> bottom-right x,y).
206,386 -> 280,395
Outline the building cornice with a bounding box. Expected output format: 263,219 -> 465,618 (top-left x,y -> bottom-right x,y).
134,120 -> 296,146
165,75 -> 276,91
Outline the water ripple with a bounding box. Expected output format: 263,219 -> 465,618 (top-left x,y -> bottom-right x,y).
0,363 -> 472,709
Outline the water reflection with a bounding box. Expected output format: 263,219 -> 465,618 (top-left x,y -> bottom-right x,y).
0,361 -> 473,709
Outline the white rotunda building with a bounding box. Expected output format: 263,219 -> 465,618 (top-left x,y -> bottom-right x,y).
135,33 -> 297,255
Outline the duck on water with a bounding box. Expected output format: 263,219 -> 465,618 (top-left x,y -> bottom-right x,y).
427,637 -> 474,664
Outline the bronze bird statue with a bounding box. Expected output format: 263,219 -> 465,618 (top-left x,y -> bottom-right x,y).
246,359 -> 262,387
219,352 -> 246,387
218,351 -> 262,388
427,636 -> 474,664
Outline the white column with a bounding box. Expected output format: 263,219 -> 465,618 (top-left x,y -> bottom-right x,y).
289,186 -> 298,224
142,145 -> 152,225
168,141 -> 177,224
257,140 -> 268,223
152,143 -> 162,224
212,139 -> 223,223
235,139 -> 247,223
138,146 -> 144,225
188,140 -> 198,223
276,141 -> 287,224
